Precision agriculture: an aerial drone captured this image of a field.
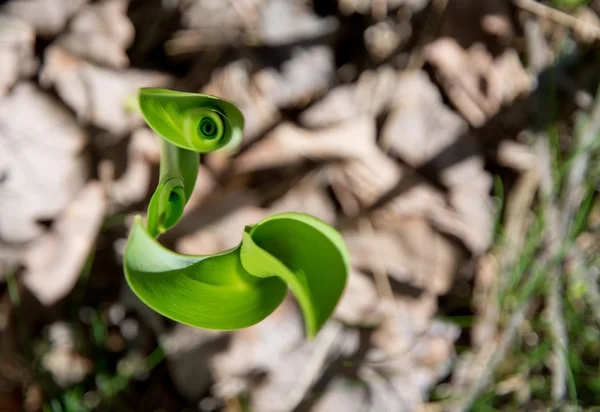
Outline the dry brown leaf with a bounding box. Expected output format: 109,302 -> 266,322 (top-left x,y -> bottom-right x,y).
374,318 -> 458,383
234,116 -> 377,173
268,178 -> 336,224
425,38 -> 532,127
381,70 -> 469,164
357,303 -> 459,412
159,324 -> 225,401
173,0 -> 264,50
311,377 -> 369,412
329,153 -> 403,213
299,66 -> 397,128
344,217 -> 465,295
1,0 -> 88,37
256,0 -> 338,45
331,143 -> 491,252
371,182 -> 492,255
254,45 -> 335,108
0,16 -> 37,96
40,46 -> 170,135
210,297 -> 305,398
22,182 -> 106,306
176,204 -> 266,255
334,268 -> 385,326
103,128 -> 161,210
211,297 -> 357,412
355,68 -> 495,254
496,140 -> 536,171
54,0 -> 135,69
0,83 -> 87,244
202,61 -> 280,143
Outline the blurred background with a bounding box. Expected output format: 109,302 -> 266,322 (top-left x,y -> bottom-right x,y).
1,0 -> 600,410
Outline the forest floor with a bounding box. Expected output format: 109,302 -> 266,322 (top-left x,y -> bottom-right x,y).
1,0 -> 600,411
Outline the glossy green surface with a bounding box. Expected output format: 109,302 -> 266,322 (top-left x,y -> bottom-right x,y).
124,88 -> 349,338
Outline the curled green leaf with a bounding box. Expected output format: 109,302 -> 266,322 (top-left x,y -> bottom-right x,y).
124,88 -> 349,338
138,88 -> 244,153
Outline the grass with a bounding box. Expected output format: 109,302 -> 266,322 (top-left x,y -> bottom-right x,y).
462,90 -> 600,410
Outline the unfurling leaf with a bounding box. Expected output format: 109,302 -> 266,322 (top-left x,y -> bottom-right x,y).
124,88 -> 349,338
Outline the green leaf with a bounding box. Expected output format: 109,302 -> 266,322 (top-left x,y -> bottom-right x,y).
124,88 -> 349,338
124,216 -> 288,330
138,88 -> 244,153
124,213 -> 349,337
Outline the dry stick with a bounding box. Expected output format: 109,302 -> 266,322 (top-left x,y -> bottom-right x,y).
537,137 -> 569,403
282,321 -> 343,412
512,0 -> 600,39
525,14 -> 569,402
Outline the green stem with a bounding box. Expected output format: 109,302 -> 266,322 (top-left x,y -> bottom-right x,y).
146,139 -> 199,237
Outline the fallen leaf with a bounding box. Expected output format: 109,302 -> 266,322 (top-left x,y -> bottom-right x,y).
381,70 -> 469,165
175,205 -> 266,255
0,83 -> 87,244
22,182 -> 107,305
0,16 -> 37,96
255,0 -> 338,45
210,296 -> 305,398
381,70 -> 495,253
334,268 -> 385,326
159,324 -> 225,401
234,116 -> 377,173
425,38 -> 532,127
254,45 -> 335,108
54,0 -> 135,68
211,297 -> 358,412
299,66 -> 397,128
363,315 -> 460,411
495,140 -> 536,171
1,0 -> 88,37
311,377 -> 369,412
103,128 -> 162,210
268,177 -> 337,224
343,217 -> 465,295
174,0 -> 264,50
40,46 -> 170,136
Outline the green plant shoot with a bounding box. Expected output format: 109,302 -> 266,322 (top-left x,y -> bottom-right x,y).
123,88 -> 349,339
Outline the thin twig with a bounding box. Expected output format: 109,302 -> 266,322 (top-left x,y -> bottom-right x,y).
537,136 -> 569,402
512,0 -> 600,39
282,321 -> 342,411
